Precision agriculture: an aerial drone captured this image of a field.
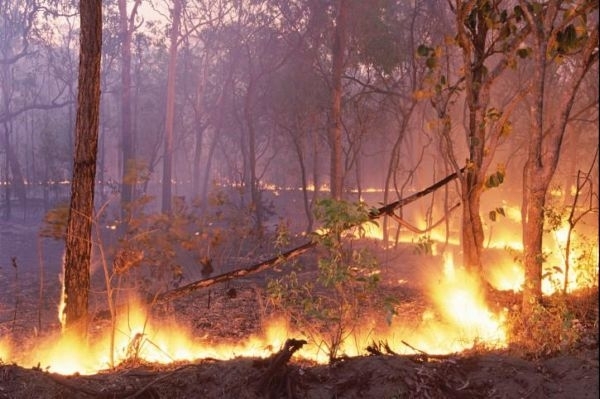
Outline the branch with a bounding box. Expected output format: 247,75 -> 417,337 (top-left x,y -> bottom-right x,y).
0,100 -> 73,124
388,202 -> 461,234
155,168 -> 464,303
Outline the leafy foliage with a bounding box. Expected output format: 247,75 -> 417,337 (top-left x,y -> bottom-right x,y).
111,189 -> 267,297
488,207 -> 505,222
267,198 -> 381,361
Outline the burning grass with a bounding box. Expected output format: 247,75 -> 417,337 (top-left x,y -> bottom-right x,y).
1,241 -> 595,376
0,279 -> 597,399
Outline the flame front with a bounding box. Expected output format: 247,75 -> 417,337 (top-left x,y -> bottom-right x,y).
5,212 -> 597,375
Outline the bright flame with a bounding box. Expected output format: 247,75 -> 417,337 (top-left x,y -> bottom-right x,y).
487,263 -> 524,292
3,255 -> 510,375
427,253 -> 507,349
3,247 -> 516,375
6,301 -> 298,375
58,259 -> 66,329
484,216 -> 598,294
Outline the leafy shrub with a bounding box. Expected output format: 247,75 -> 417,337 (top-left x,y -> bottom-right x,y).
267,198 -> 381,361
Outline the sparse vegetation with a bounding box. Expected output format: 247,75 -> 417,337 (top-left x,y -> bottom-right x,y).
267,198 -> 381,361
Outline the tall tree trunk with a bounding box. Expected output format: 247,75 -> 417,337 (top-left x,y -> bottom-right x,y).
243,79 -> 264,231
162,0 -> 181,214
63,0 -> 102,338
192,53 -> 209,198
519,0 -> 598,315
118,0 -> 140,225
328,0 -> 347,200
2,124 -> 11,220
456,1 -> 488,276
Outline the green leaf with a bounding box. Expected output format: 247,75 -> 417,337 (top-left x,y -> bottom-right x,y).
496,170 -> 505,184
485,174 -> 498,188
513,5 -> 523,22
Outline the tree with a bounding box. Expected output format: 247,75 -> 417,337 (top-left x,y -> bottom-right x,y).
0,0 -> 73,219
328,0 -> 348,200
518,0 -> 598,314
62,0 -> 102,337
448,0 -> 531,276
162,0 -> 182,214
118,0 -> 142,224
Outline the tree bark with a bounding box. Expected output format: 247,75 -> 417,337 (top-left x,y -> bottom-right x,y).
62,0 -> 102,338
118,0 -> 141,225
328,0 -> 347,200
162,0 -> 182,214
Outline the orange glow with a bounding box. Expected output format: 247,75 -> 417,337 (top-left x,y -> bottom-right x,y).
9,209 -> 598,375
5,301 -> 297,375
2,251 -> 510,375
425,253 -> 507,350
484,217 -> 598,294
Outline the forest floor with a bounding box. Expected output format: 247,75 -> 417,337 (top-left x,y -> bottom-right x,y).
0,208 -> 598,398
0,284 -> 597,399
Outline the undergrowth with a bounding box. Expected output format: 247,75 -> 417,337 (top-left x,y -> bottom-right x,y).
506,287 -> 598,358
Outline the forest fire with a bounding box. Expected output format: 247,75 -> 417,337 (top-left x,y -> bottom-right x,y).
0,251 -> 510,376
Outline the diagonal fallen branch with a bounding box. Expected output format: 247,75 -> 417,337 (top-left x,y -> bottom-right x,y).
155,241 -> 316,303
155,168 -> 464,303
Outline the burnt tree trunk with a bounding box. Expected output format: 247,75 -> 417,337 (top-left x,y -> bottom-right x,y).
520,2 -> 597,315
63,0 -> 102,338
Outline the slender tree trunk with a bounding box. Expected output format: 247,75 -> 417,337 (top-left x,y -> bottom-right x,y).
289,126 -> 312,233
243,79 -> 264,231
62,0 -> 102,338
457,2 -> 488,276
328,0 -> 347,200
118,0 -> 140,224
519,0 -> 598,315
2,125 -> 11,220
460,179 -> 485,272
192,58 -> 208,198
162,0 -> 181,214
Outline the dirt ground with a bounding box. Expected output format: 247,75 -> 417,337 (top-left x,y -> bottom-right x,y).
0,345 -> 597,399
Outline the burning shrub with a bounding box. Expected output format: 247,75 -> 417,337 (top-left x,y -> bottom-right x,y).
506,291 -> 593,358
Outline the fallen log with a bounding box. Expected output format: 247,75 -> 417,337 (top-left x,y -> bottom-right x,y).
155,168 -> 464,303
